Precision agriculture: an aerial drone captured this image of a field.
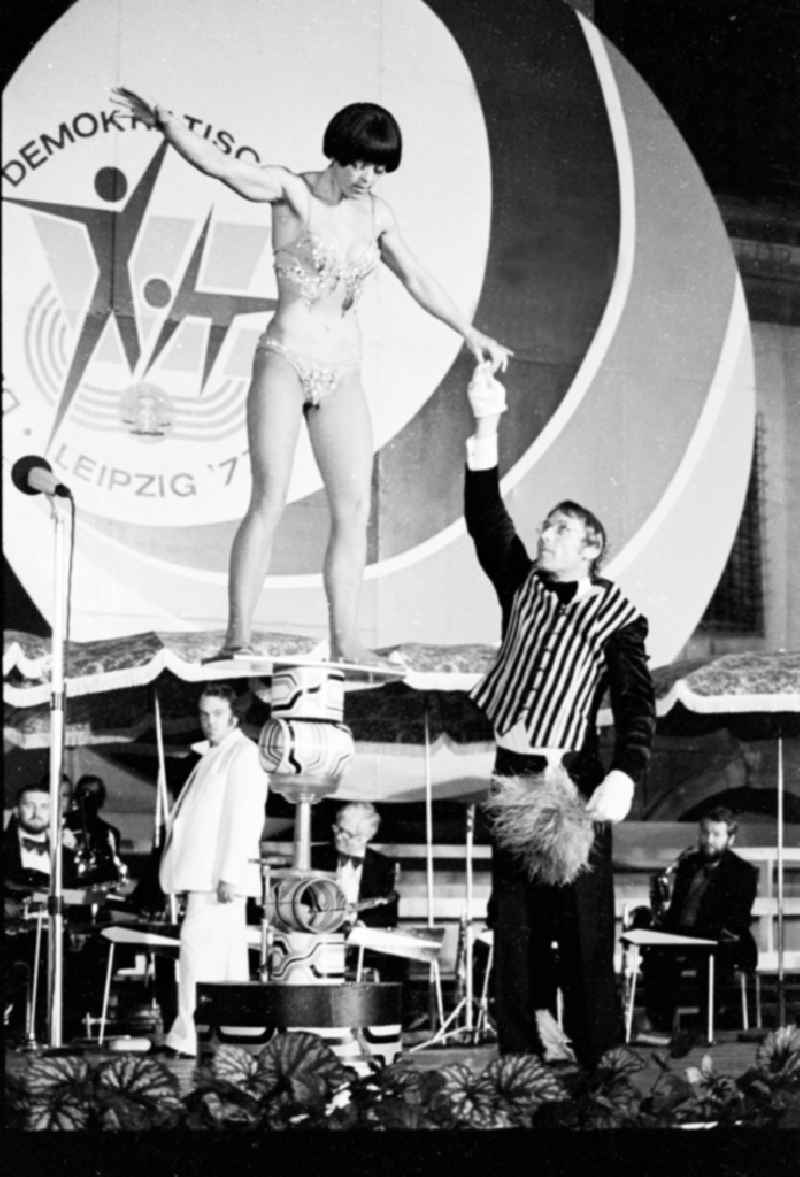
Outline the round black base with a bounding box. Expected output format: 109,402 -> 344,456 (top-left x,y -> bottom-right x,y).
195,980 -> 402,1051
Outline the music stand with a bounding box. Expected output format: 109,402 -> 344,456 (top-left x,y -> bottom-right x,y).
621,928 -> 717,1045
97,925 -> 181,1046
408,800 -> 490,1048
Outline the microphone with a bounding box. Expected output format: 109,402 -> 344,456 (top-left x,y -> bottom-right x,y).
11,455 -> 72,498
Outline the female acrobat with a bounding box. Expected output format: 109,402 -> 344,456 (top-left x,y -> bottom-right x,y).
112,91 -> 511,664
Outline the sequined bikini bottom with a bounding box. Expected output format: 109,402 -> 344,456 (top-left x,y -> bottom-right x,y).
256,334 -> 359,409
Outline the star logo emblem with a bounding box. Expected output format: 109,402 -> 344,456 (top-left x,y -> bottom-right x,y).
5,141 -> 276,451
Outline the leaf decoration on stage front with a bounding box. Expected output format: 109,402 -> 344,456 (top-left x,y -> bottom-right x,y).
478,1054 -> 568,1125
437,1063 -> 505,1128
92,1054 -> 183,1130
6,1026 -> 800,1131
20,1054 -> 92,1132
251,1030 -> 354,1117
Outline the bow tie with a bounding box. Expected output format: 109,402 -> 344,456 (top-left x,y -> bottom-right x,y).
20,835 -> 48,853
338,853 -> 364,867
546,578 -> 579,604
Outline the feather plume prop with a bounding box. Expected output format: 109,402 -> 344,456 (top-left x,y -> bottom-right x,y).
482,764 -> 595,885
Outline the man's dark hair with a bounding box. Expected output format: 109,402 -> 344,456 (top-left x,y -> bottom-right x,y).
550,500 -> 607,574
323,103 -> 402,172
16,783 -> 48,806
702,806 -> 738,836
199,683 -> 237,708
75,774 -> 106,809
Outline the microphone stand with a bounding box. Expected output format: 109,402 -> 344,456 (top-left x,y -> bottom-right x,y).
46,492 -> 72,1049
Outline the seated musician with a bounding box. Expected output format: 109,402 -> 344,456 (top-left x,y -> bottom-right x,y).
65,774 -> 125,887
639,807 -> 758,1038
4,782 -> 79,892
312,802 -> 401,980
3,783 -> 80,1042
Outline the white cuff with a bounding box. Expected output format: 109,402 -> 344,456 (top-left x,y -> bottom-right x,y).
467,362 -> 507,417
466,433 -> 498,471
586,769 -> 635,824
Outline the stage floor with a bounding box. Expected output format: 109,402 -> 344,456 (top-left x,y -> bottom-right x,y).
400,1031 -> 767,1097
5,1027 -> 767,1099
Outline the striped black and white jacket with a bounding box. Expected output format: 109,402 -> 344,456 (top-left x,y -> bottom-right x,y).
465,464 -> 655,791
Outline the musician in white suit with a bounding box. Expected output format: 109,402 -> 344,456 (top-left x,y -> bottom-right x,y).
160,684 -> 267,1056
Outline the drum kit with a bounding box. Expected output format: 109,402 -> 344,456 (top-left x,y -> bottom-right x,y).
249,852 -> 408,984
246,836 -> 493,1050
9,659 -> 493,1056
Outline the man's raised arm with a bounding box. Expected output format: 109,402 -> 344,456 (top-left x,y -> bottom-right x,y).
463,365 -> 531,608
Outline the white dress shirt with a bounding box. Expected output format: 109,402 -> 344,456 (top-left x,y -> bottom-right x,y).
336,856 -> 363,906
19,831 -> 50,876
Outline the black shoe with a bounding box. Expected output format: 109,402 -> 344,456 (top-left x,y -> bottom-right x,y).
152,1045 -> 195,1060
669,1030 -> 694,1058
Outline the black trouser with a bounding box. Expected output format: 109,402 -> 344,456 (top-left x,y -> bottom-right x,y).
489,748 -> 620,1067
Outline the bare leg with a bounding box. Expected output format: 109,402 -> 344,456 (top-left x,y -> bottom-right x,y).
306,373 -> 386,665
224,349 -> 304,649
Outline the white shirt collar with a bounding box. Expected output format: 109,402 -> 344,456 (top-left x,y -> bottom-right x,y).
190,726 -> 240,757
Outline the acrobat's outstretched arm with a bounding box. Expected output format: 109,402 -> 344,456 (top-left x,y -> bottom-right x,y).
110,87 -> 310,211
377,203 -> 512,372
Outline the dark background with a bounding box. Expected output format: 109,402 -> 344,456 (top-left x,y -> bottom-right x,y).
594,0 -> 799,208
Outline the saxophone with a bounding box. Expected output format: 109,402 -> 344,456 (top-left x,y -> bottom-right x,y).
650,846 -> 694,927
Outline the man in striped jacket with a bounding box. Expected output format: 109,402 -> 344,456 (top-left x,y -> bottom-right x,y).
464,367 -> 655,1067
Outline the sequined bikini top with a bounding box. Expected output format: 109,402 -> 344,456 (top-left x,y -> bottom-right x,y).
273,193 -> 380,312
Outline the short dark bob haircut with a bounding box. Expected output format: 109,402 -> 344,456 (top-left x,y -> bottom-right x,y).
323,103 -> 402,172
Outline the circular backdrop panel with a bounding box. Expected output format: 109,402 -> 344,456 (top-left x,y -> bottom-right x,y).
2,0 -> 754,665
